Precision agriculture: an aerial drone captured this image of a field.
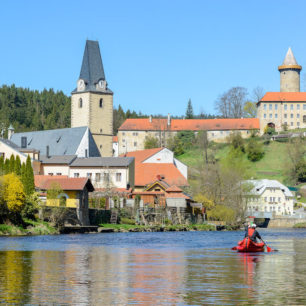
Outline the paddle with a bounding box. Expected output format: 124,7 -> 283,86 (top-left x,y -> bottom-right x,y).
261,239 -> 277,252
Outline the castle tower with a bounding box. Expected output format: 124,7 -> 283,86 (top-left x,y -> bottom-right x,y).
71,40 -> 113,157
278,47 -> 302,92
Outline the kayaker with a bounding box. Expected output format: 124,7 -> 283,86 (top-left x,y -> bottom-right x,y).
245,224 -> 262,242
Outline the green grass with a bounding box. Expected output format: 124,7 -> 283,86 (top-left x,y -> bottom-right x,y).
178,140 -> 306,184
293,223 -> 306,228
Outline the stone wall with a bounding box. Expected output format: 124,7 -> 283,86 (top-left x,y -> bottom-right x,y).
268,217 -> 306,228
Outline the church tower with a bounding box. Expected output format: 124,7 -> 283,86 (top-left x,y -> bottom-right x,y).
71,40 -> 113,156
278,47 -> 302,92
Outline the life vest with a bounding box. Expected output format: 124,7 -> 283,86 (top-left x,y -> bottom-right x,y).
247,227 -> 256,240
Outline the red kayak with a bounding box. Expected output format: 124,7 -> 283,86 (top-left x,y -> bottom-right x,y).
232,237 -> 265,252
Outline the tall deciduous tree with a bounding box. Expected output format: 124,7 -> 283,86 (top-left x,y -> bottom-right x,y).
185,99 -> 194,119
243,101 -> 257,118
215,87 -> 248,118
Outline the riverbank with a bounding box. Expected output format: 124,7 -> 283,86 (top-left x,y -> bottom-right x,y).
98,223 -> 233,232
0,219 -> 58,236
293,222 -> 306,228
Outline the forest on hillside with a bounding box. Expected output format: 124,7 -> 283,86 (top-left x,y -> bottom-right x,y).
0,84 -> 217,136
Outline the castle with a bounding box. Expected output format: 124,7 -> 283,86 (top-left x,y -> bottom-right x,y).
257,47 -> 306,132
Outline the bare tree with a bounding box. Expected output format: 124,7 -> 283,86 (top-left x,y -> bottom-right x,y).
215,87 -> 248,118
252,86 -> 265,102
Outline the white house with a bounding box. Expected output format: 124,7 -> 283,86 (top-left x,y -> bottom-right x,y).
245,179 -> 294,216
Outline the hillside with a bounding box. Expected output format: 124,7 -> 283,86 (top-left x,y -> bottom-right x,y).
177,137 -> 306,185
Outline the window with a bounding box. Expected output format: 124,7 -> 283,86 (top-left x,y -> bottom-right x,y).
79,98 -> 83,108
99,98 -> 103,108
297,104 -> 300,110
303,104 -> 306,110
290,104 -> 293,110
284,122 -> 287,126
290,114 -> 293,119
56,173 -> 62,176
284,114 -> 287,118
269,197 -> 272,202
275,114 -> 278,119
116,173 -> 122,182
264,114 -> 266,119
284,104 -> 287,111
297,114 -> 300,118
87,173 -> 92,179
122,139 -> 125,142
269,114 -> 272,119
48,173 -> 53,176
103,173 -> 109,182
278,197 -> 281,202
264,104 -> 267,110
95,173 -> 101,182
269,104 -> 272,110
297,122 -> 300,127
21,136 -> 27,148
304,115 -> 306,123
134,142 -> 137,147
74,173 -> 79,178
85,149 -> 88,158
275,104 -> 278,110
132,132 -> 138,136
291,122 -> 293,126
122,132 -> 125,136
100,129 -> 103,133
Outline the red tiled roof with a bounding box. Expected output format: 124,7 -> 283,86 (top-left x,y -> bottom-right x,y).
34,175 -> 94,191
134,163 -> 188,187
166,185 -> 183,192
260,92 -> 306,102
119,118 -> 259,131
165,192 -> 190,199
120,148 -> 163,163
113,136 -> 118,142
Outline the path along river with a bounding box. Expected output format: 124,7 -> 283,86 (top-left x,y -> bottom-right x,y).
0,229 -> 306,305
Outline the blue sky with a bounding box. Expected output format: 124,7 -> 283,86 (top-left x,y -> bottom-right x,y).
1,0 -> 306,116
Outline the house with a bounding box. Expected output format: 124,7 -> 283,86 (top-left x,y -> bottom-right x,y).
133,181 -> 192,208
121,148 -> 188,191
35,175 -> 95,225
10,126 -> 100,158
118,117 -> 259,154
245,179 -> 294,216
0,138 -> 41,174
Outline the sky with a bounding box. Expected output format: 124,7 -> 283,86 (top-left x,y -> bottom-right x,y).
1,0 -> 306,116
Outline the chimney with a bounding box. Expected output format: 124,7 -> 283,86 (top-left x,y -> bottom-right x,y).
46,145 -> 50,158
167,113 -> 171,126
8,124 -> 14,140
149,115 -> 152,123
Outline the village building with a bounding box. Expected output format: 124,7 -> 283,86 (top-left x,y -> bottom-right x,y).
257,48 -> 306,133
35,175 -> 94,225
245,179 -> 294,217
118,117 -> 259,154
112,136 -> 119,157
71,40 -> 113,157
121,147 -> 188,191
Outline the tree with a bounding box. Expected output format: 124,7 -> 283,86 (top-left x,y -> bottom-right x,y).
144,135 -> 159,149
4,159 -> 10,175
243,101 -> 257,118
166,135 -> 185,156
246,139 -> 264,162
24,156 -> 35,195
197,130 -> 209,164
15,155 -> 21,176
3,173 -> 25,214
252,86 -> 265,102
0,156 -> 4,175
215,87 -> 248,118
185,99 -> 194,119
9,155 -> 15,173
228,132 -> 245,153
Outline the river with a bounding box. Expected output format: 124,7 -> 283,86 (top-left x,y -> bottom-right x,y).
0,229 -> 306,305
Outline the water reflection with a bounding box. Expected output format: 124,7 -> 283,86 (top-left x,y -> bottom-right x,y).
0,231 -> 306,305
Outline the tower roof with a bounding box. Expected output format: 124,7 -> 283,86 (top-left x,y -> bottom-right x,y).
80,40 -> 105,84
72,40 -> 113,94
278,47 -> 302,71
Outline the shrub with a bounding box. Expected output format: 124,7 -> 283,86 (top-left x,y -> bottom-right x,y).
207,205 -> 235,223
120,217 -> 135,225
144,135 -> 159,149
228,132 -> 245,153
247,139 -> 264,162
21,193 -> 40,219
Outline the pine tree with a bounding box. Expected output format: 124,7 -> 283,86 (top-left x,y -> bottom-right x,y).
0,155 -> 4,175
9,155 -> 15,173
4,159 -> 10,174
21,162 -> 26,185
24,155 -> 35,195
15,155 -> 21,176
185,99 -> 194,119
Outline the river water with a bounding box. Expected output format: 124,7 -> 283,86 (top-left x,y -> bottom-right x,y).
0,229 -> 306,305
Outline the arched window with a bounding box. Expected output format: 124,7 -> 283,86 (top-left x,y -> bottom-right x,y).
79,98 -> 83,108
99,98 -> 103,108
